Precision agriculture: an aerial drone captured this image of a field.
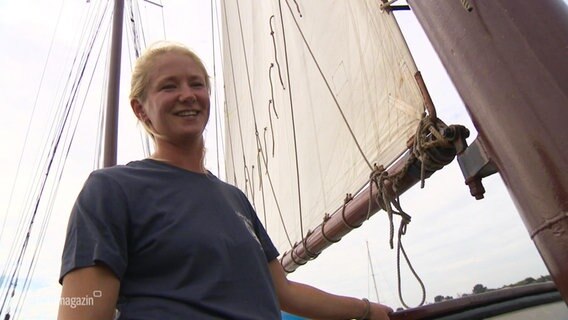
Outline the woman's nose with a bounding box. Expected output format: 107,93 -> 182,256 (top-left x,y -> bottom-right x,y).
178,84 -> 196,103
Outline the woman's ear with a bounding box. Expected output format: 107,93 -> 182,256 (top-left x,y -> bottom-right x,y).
130,99 -> 147,121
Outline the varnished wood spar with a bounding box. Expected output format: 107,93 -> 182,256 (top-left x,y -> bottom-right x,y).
415,72 -> 436,121
409,0 -> 568,303
280,141 -> 457,273
103,0 -> 124,168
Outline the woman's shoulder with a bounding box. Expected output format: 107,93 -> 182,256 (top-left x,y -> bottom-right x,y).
77,160 -> 164,204
88,161 -> 133,178
213,177 -> 245,196
86,159 -> 159,186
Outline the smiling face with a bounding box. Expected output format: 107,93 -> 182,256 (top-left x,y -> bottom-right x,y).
131,51 -> 210,146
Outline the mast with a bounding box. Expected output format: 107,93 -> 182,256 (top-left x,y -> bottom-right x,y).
103,0 -> 125,167
408,0 -> 568,303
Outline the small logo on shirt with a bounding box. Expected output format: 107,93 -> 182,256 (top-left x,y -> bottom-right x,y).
235,211 -> 262,249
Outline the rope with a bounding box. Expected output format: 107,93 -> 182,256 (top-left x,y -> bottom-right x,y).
380,0 -> 400,10
289,244 -> 307,267
266,17 -> 282,162
396,220 -> 426,308
460,0 -> 474,12
368,165 -> 386,222
412,113 -> 453,188
366,114 -> 453,309
268,64 -> 279,157
340,194 -> 362,229
321,213 -> 341,244
530,211 -> 568,239
269,16 -> 285,89
291,0 -> 302,17
301,229 -> 320,259
372,169 -> 426,308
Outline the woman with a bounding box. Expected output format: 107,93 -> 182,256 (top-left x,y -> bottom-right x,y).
58,42 -> 393,320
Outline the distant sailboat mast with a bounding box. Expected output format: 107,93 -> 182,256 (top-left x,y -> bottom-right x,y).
366,241 -> 380,303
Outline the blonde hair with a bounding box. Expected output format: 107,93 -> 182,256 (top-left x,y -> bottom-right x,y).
130,41 -> 211,140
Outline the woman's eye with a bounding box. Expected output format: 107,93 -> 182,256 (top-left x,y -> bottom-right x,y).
191,82 -> 205,88
161,83 -> 176,90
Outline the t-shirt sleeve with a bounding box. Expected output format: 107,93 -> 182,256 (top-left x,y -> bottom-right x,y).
59,170 -> 129,283
244,197 -> 280,262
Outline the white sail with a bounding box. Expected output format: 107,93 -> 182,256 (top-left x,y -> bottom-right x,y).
221,0 -> 424,252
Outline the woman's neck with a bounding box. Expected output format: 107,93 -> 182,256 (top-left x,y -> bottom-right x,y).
151,139 -> 206,173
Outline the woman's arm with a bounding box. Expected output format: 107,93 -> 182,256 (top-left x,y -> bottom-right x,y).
58,264 -> 120,320
269,260 -> 392,320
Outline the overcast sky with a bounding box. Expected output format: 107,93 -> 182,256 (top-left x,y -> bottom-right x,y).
0,1 -> 550,319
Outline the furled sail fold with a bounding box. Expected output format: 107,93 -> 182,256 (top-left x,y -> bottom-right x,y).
221,0 -> 424,255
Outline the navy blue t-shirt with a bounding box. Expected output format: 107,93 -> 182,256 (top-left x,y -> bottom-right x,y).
60,159 -> 281,319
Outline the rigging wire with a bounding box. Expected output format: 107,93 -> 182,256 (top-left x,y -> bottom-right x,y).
211,1 -> 236,183
220,0 -> 250,192
223,100 -> 238,183
0,0 -> 102,307
0,1 -> 111,316
222,0 -> 292,246
210,0 -> 221,177
277,0 -> 305,242
127,0 -> 142,58
127,0 -> 152,158
1,5 -> 75,306
7,18 -> 107,320
16,44 -> 106,312
128,0 -> 167,44
0,1 -> 66,252
234,0 -> 270,209
282,0 -> 373,170
259,130 -> 269,226
13,35 -> 110,317
0,1 -> 66,300
160,0 -> 167,39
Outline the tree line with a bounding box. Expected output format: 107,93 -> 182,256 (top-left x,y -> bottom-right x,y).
433,275 -> 552,303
